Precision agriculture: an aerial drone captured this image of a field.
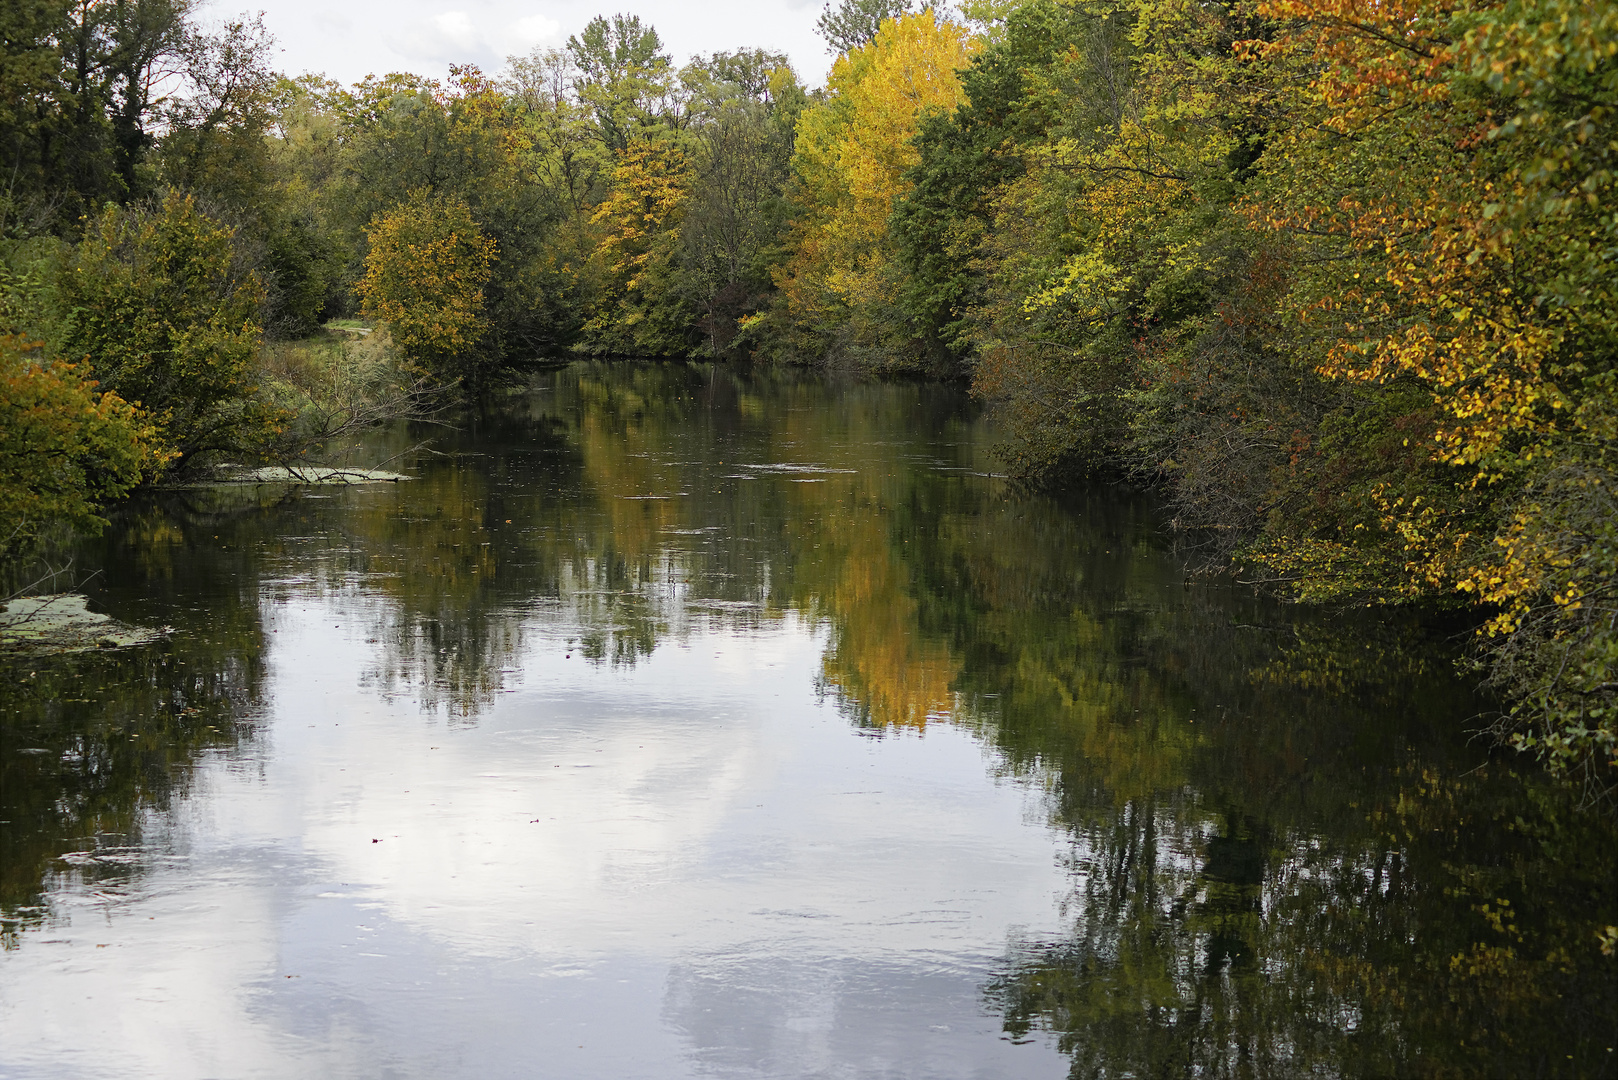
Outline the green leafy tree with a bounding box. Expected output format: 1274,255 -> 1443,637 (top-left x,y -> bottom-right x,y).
680,104 -> 795,354
58,191 -> 277,471
0,0 -> 191,232
157,14 -> 283,213
685,49 -> 793,105
892,0 -> 1095,367
566,14 -> 676,151
815,0 -> 918,54
505,49 -> 611,216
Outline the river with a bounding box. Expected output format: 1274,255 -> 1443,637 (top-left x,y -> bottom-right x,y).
2,362 -> 1613,1078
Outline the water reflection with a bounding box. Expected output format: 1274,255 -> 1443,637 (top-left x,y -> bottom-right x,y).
0,591 -> 264,945
0,361 -> 1612,1077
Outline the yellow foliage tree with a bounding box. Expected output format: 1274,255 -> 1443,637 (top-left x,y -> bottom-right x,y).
1,335 -> 160,563
579,138 -> 695,354
778,9 -> 978,364
359,189 -> 497,379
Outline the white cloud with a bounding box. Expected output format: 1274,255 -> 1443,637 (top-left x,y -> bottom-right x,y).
257,0 -> 835,88
432,10 -> 484,51
503,13 -> 562,55
384,9 -> 496,68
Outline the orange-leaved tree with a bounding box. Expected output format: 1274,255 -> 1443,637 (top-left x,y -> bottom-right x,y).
1246,0 -> 1618,788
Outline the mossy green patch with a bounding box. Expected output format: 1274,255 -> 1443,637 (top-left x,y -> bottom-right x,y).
0,594 -> 162,654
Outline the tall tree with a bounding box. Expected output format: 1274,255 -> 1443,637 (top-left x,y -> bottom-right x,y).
578,138 -> 694,355
681,99 -> 795,353
566,13 -> 675,151
157,13 -> 281,210
779,9 -> 977,368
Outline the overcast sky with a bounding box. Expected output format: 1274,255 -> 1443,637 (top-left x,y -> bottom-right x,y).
208,0 -> 839,88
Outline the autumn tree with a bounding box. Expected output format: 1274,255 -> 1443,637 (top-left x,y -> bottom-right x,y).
0,334 -> 158,564
577,138 -> 695,355
778,9 -> 978,369
1242,0 -> 1618,791
505,48 -> 611,217
885,0 -> 1613,791
359,189 -> 497,379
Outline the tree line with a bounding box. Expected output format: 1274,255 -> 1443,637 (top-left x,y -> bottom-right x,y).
1,0 -> 1613,794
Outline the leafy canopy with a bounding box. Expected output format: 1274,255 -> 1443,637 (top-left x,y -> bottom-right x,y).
359,189 -> 497,377
0,335 -> 160,561
58,192 -> 278,471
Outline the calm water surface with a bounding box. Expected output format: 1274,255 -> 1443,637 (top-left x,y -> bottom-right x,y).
2,363 -> 1614,1078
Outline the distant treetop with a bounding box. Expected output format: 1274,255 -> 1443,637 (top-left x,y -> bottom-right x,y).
814,0 -> 919,54
566,13 -> 668,83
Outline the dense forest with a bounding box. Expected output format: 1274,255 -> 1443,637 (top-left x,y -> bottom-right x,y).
1,0 -> 1614,798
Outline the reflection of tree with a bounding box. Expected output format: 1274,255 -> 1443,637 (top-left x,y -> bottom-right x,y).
745,418 -> 1618,1075
1,512 -> 267,945
987,770 -> 1618,1076
265,362 -> 815,714
898,497 -> 1618,1075
336,460 -> 515,718
540,371 -> 1611,1076
808,485 -> 960,730
512,360 -> 1011,733
988,810 -> 1279,1077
